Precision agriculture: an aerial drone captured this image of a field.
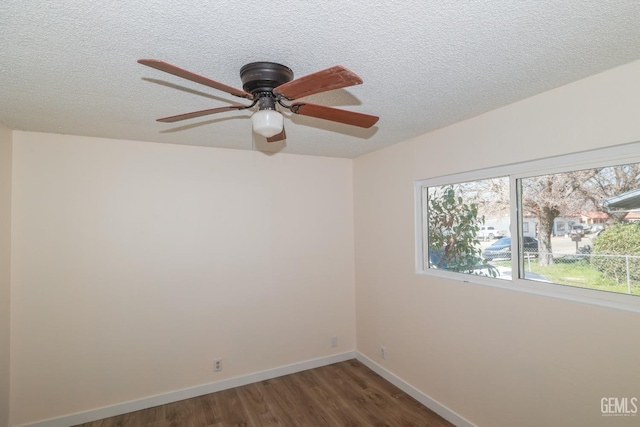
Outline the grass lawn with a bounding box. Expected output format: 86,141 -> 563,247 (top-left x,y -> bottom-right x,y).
490,258 -> 640,296
526,260 -> 640,296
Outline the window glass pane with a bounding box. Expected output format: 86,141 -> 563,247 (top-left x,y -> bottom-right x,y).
518,161 -> 640,296
423,177 -> 509,278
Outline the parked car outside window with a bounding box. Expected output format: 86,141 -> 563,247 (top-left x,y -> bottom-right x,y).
477,226 -> 505,240
483,236 -> 538,261
568,224 -> 586,237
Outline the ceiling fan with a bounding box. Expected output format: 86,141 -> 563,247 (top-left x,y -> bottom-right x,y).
138,59 -> 379,142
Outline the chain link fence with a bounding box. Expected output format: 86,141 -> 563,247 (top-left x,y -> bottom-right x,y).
522,251 -> 640,295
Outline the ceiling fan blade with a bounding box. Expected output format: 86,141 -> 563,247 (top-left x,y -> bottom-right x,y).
273,66 -> 363,100
291,102 -> 379,128
267,126 -> 286,142
157,105 -> 248,123
138,59 -> 253,100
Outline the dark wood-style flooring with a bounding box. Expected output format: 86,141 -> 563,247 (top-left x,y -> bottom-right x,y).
74,359 -> 456,427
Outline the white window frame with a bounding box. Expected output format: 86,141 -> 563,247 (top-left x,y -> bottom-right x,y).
415,141 -> 640,313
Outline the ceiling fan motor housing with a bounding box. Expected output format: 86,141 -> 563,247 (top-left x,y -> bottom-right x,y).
240,62 -> 293,95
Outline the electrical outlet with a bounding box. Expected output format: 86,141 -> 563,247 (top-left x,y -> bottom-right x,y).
380,345 -> 386,360
330,336 -> 338,348
214,358 -> 223,372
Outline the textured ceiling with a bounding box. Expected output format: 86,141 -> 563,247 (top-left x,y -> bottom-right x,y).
2,1 -> 640,159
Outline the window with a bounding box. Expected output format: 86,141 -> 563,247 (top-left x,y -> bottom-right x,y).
422,177 -> 508,277
519,162 -> 640,296
416,142 -> 640,311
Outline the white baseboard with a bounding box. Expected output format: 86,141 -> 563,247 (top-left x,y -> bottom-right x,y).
356,352 -> 477,427
17,351 -> 475,427
15,351 -> 356,427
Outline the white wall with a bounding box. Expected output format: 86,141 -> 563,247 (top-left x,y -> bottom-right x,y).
354,60 -> 640,427
0,126 -> 12,427
10,132 -> 356,425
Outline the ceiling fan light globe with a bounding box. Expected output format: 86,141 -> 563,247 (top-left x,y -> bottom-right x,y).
251,110 -> 283,138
